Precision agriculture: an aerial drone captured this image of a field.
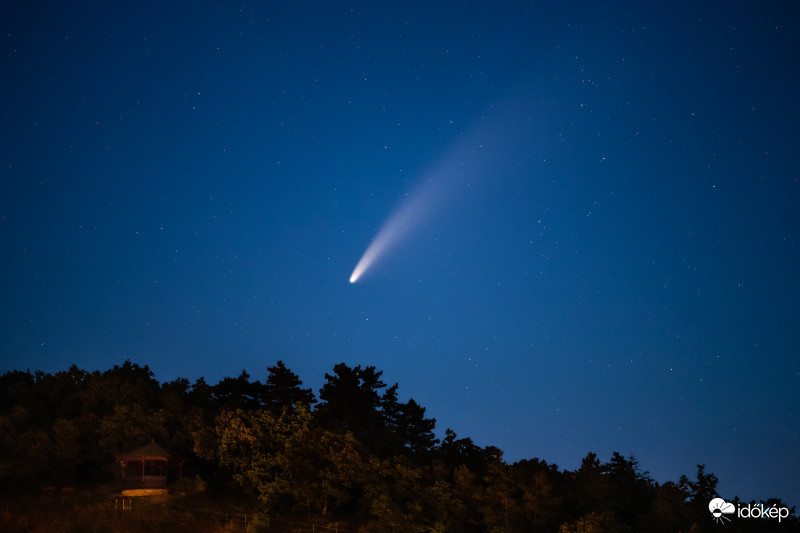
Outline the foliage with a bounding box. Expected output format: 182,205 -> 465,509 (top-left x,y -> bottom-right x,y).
263,360 -> 316,411
1,360 -> 799,532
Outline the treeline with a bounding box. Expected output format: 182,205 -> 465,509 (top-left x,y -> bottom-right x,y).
0,360 -> 796,532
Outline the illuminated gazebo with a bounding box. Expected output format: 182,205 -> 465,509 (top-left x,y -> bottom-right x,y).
118,441 -> 183,493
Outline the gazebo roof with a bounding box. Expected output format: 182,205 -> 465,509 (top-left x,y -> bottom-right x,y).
119,441 -> 171,462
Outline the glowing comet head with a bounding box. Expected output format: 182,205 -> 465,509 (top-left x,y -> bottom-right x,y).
348,100 -> 528,284
348,226 -> 395,283
348,140 -> 482,284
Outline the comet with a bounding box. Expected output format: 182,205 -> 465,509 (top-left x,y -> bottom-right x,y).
349,129 -> 493,284
349,175 -> 438,283
349,98 -> 533,284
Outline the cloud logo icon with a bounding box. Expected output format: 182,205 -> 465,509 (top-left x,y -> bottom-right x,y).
709,498 -> 736,524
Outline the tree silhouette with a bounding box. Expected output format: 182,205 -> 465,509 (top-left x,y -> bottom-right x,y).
381,384 -> 437,458
212,370 -> 263,410
262,360 -> 316,411
2,361 -> 799,533
438,428 -> 494,474
316,363 -> 386,433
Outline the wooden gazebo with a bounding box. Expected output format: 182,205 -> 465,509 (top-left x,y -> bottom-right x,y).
119,441 -> 183,492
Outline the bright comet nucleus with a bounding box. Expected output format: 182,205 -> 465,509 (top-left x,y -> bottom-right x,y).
348,99 -> 531,284
348,143 -> 492,283
348,210 -> 408,284
347,156 -> 467,284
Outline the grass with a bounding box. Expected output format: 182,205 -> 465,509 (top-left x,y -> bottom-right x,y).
0,487 -> 352,533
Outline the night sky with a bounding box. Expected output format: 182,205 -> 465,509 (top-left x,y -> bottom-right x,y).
2,1 -> 799,507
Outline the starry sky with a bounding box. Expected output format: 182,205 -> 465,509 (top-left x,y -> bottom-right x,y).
2,0 -> 799,507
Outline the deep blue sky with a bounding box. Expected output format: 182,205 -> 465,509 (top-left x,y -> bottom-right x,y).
2,1 -> 799,507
